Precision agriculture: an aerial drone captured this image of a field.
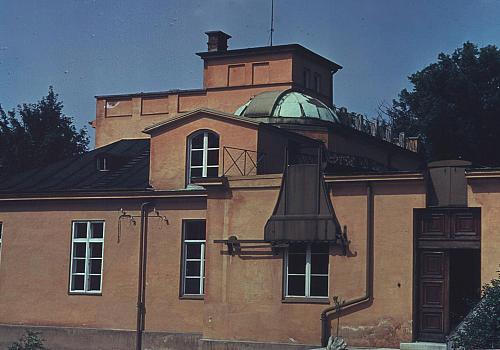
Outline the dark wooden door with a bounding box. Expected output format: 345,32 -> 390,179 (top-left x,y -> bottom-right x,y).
417,250 -> 449,342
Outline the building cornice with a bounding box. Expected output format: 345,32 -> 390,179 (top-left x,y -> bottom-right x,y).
325,172 -> 424,183
0,190 -> 207,202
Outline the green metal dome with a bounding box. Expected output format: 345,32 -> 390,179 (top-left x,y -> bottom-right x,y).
234,90 -> 338,123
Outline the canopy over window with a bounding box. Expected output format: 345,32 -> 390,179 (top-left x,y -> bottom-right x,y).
264,162 -> 341,242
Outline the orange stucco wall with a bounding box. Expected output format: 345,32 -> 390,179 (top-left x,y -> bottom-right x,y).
468,178 -> 500,285
0,198 -> 206,333
202,177 -> 426,348
149,113 -> 259,190
93,48 -> 338,148
3,175 -> 500,347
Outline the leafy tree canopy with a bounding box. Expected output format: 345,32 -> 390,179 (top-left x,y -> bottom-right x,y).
0,87 -> 89,176
386,42 -> 500,165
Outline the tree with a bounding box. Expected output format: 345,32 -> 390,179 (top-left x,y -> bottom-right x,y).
0,87 -> 89,176
385,42 -> 500,165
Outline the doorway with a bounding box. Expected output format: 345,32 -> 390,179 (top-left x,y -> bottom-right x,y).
449,249 -> 481,330
414,208 -> 481,342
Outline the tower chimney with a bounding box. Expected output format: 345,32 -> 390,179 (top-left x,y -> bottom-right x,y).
205,31 -> 231,52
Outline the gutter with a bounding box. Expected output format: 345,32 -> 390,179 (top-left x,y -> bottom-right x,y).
320,182 -> 374,346
136,202 -> 153,350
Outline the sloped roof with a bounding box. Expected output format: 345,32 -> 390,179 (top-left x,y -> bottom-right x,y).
143,108 -> 259,134
0,139 -> 151,196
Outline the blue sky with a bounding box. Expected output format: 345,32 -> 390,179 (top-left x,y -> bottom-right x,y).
1,0 -> 499,147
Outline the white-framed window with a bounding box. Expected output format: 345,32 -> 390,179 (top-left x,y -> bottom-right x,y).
285,243 -> 329,298
69,221 -> 105,294
188,131 -> 219,182
97,156 -> 109,171
181,220 -> 206,296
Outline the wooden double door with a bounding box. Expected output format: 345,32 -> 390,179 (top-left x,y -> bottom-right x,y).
414,208 -> 481,342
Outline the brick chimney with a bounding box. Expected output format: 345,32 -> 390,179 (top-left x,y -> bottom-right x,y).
205,31 -> 231,52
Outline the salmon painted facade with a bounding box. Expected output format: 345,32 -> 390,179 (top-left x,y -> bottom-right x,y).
0,32 -> 496,350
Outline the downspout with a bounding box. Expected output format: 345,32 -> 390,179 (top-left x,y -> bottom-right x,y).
320,182 -> 374,346
136,201 -> 153,350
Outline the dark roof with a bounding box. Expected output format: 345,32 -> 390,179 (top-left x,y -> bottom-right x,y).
196,44 -> 343,72
0,139 -> 151,196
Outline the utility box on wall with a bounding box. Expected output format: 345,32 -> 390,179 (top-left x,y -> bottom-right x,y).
427,160 -> 471,207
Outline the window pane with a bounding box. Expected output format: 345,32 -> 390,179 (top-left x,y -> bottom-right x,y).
89,275 -> 101,291
186,261 -> 201,277
72,275 -> 84,291
191,150 -> 203,166
90,259 -> 102,274
207,150 -> 218,166
310,276 -> 328,297
206,167 -> 218,178
311,254 -> 329,274
185,221 -> 206,240
207,133 -> 219,148
190,168 -> 202,178
72,259 -> 86,273
91,223 -> 104,238
74,223 -> 87,238
89,243 -> 103,258
289,243 -> 307,254
191,134 -> 204,149
73,242 -> 86,258
186,244 -> 201,259
288,253 -> 306,274
311,243 -> 329,254
185,278 -> 201,294
287,275 -> 306,296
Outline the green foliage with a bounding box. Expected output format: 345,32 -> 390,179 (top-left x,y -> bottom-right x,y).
0,86 -> 89,176
8,330 -> 49,350
385,42 -> 500,164
449,269 -> 500,349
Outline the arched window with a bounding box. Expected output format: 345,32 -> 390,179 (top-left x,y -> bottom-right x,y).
188,131 -> 219,182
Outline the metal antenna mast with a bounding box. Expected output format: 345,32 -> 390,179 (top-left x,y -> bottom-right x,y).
269,0 -> 274,46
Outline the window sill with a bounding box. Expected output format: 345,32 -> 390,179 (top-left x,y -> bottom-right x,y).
179,295 -> 204,300
68,292 -> 102,296
282,297 -> 330,304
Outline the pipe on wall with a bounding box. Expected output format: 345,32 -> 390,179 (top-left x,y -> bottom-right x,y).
320,183 -> 374,347
136,201 -> 153,350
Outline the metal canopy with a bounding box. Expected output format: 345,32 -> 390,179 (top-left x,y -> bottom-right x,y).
264,161 -> 341,242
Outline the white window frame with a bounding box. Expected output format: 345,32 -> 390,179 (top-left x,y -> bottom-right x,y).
285,243 -> 329,298
69,220 -> 105,294
188,131 -> 219,183
97,156 -> 108,171
181,220 -> 206,296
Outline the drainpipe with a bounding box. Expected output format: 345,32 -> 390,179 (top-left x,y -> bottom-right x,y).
320,183 -> 374,346
136,201 -> 153,350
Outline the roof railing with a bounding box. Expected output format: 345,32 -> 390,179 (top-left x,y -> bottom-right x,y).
222,146 -> 264,177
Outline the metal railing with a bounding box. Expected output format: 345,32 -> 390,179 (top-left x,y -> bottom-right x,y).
222,146 -> 264,176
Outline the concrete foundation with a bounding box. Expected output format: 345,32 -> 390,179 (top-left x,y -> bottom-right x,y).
0,324 -> 201,350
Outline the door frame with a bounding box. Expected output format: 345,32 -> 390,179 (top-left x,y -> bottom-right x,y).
412,207 -> 481,342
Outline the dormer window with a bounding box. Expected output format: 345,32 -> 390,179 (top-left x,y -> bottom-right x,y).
188,131 -> 219,182
97,156 -> 109,172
